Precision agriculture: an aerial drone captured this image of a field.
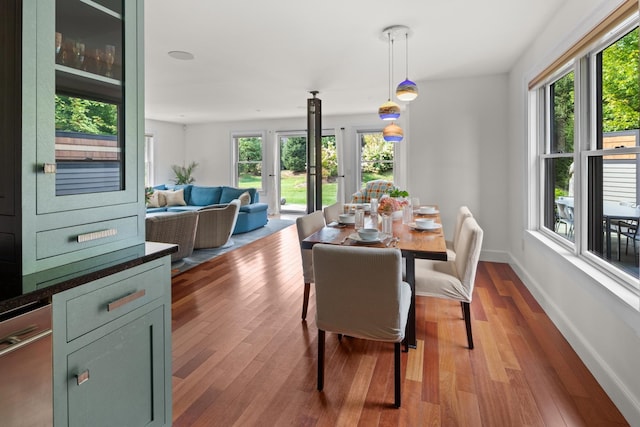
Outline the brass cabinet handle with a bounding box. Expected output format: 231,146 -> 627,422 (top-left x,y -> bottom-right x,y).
107,289 -> 146,312
76,370 -> 90,386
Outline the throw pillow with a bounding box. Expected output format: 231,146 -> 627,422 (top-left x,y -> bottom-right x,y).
239,191 -> 251,206
146,190 -> 166,208
190,186 -> 222,206
162,189 -> 187,206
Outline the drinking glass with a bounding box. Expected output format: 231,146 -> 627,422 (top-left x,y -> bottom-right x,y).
355,208 -> 365,230
403,204 -> 413,224
105,44 -> 115,77
382,214 -> 393,236
370,197 -> 378,214
412,197 -> 420,209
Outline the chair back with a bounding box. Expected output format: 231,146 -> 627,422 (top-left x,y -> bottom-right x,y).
323,202 -> 343,224
312,244 -> 410,342
453,206 -> 473,251
194,199 -> 241,249
295,210 -> 326,283
453,216 -> 484,295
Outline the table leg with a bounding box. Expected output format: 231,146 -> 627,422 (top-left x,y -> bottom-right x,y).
404,251 -> 417,349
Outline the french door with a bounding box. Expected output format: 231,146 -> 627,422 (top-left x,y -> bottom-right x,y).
276,132 -> 338,214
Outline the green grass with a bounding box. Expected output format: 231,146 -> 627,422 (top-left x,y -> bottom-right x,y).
239,172 -> 337,206
239,170 -> 394,208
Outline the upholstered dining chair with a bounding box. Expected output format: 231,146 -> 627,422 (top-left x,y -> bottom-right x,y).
323,202 -> 343,224
414,216 -> 483,349
194,199 -> 241,249
295,210 -> 326,320
312,244 -> 411,408
445,206 -> 473,261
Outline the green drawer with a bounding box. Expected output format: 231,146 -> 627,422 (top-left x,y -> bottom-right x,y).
36,216 -> 138,260
65,263 -> 166,342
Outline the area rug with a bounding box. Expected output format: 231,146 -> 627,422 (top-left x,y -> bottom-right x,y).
171,218 -> 294,276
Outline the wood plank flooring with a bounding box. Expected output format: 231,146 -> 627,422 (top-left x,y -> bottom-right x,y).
170,224 -> 629,426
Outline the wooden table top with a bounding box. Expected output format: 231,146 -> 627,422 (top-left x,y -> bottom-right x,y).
302,211 -> 447,261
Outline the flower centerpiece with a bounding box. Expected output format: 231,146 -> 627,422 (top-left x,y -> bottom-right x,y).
378,187 -> 410,219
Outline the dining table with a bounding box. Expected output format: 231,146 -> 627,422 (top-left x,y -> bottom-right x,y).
301,208 -> 448,349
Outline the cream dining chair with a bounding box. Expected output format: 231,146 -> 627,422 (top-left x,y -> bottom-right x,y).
414,216 -> 483,349
295,210 -> 326,320
323,202 -> 343,225
445,206 -> 473,261
312,244 -> 411,407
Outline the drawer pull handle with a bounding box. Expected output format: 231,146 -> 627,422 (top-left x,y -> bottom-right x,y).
76,370 -> 90,386
77,228 -> 118,243
43,163 -> 57,174
107,289 -> 146,312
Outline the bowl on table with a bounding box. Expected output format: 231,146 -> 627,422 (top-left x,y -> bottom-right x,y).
418,206 -> 437,215
415,218 -> 435,229
339,213 -> 355,224
357,228 -> 379,241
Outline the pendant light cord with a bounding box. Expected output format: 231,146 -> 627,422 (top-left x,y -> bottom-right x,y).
405,32 -> 409,80
387,32 -> 392,101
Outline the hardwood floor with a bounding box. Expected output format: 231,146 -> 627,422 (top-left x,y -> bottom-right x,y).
170,224 -> 629,426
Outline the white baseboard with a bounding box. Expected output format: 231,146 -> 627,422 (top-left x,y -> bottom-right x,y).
506,253 -> 640,425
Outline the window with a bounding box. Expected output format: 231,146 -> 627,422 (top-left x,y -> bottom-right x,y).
358,130 -> 395,187
532,10 -> 639,287
144,133 -> 154,187
234,134 -> 263,189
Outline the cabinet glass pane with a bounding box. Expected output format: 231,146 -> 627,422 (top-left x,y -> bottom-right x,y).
55,0 -> 124,196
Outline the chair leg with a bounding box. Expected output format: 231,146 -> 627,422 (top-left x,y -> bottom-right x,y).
318,329 -> 325,391
394,342 -> 401,408
302,282 -> 311,320
462,302 -> 474,350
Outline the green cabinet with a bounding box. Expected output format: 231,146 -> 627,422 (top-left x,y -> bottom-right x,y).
52,257 -> 172,427
11,0 -> 146,276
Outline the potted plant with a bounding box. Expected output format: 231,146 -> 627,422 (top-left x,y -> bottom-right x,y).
171,161 -> 198,185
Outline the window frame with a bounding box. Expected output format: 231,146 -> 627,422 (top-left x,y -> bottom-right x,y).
232,132 -> 265,191
356,129 -> 397,190
531,14 -> 639,292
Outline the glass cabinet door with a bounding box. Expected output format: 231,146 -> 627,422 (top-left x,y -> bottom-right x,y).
35,0 -> 140,215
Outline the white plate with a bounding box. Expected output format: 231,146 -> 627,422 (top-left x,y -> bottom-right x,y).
349,232 -> 382,243
417,208 -> 439,215
409,222 -> 442,231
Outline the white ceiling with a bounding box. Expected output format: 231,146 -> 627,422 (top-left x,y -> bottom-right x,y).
144,0 -> 566,124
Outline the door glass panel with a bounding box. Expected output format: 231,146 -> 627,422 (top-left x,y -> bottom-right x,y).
280,135 -> 307,212
321,135 -> 337,208
55,0 -> 123,196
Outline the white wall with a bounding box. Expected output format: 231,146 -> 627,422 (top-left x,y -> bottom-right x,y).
408,75 -> 509,257
507,0 -> 640,422
144,119 -> 186,185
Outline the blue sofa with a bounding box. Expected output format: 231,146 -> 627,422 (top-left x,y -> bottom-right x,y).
146,184 -> 268,234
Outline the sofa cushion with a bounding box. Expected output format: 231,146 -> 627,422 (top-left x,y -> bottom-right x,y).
153,184 -> 167,191
239,202 -> 268,213
166,205 -> 206,212
146,190 -> 166,208
146,206 -> 168,213
220,186 -> 256,204
161,189 -> 187,206
239,191 -> 251,206
167,184 -> 193,203
190,185 -> 222,206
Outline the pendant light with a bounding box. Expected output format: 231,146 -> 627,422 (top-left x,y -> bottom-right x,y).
383,122 -> 403,142
378,31 -> 400,120
396,31 -> 418,101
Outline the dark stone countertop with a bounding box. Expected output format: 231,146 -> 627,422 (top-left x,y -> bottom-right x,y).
0,242 -> 177,315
